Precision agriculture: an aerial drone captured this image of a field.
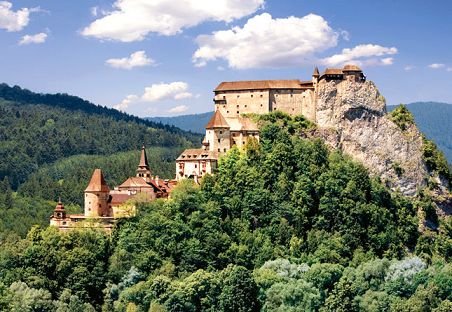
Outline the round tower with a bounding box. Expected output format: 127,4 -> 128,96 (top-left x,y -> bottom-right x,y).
84,169 -> 111,217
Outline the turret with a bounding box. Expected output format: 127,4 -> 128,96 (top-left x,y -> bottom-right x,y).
53,198 -> 66,220
84,169 -> 111,217
136,145 -> 152,182
312,66 -> 320,84
205,110 -> 230,153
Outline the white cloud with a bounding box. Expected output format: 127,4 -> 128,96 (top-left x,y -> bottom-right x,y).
82,0 -> 264,42
115,81 -> 193,112
18,32 -> 47,45
447,67 -> 452,72
404,65 -> 415,71
321,44 -> 398,67
0,1 -> 34,32
106,51 -> 155,69
142,82 -> 192,102
428,63 -> 445,69
90,6 -> 98,17
193,13 -> 338,69
114,94 -> 138,111
168,105 -> 189,114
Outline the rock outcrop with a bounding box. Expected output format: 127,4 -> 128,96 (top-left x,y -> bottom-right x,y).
314,79 -> 448,197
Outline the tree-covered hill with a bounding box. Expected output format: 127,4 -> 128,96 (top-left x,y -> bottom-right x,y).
0,113 -> 450,311
147,111 -> 213,134
388,102 -> 452,163
0,84 -> 202,189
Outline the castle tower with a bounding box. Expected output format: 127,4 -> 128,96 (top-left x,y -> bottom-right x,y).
205,110 -> 231,153
52,198 -> 66,220
136,145 -> 152,182
84,169 -> 110,217
312,66 -> 320,84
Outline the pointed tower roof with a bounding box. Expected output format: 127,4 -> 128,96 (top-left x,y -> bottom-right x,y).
313,66 -> 320,77
138,144 -> 149,168
54,198 -> 65,211
85,169 -> 110,192
205,110 -> 229,129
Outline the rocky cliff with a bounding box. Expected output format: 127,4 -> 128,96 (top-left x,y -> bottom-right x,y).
314,79 -> 450,202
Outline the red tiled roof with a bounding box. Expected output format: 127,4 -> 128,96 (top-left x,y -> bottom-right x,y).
214,80 -> 306,91
85,169 -> 110,192
110,193 -> 132,205
119,177 -> 152,188
205,110 -> 229,129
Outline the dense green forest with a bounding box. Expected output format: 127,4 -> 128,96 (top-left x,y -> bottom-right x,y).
0,113 -> 450,311
0,84 -> 201,189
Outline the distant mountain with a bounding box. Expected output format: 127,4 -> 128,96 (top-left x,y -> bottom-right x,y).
147,111 -> 214,134
0,83 -> 202,189
388,102 -> 452,163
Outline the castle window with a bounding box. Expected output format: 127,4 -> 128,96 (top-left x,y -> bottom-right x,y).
291,94 -> 293,97
62,222 -> 66,225
218,148 -> 220,152
227,111 -> 229,113
260,94 -> 263,98
223,96 -> 226,99
245,105 -> 247,108
224,148 -> 227,152
260,104 -> 263,107
218,139 -> 221,143
99,204 -> 101,208
237,95 -> 240,98
251,94 -> 253,98
195,164 -> 197,168
237,105 -> 239,108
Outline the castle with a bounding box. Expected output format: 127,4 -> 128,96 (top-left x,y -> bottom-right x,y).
176,65 -> 365,180
51,65 -> 366,230
50,146 -> 175,231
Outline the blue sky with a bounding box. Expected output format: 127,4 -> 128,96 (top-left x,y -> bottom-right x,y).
0,0 -> 451,117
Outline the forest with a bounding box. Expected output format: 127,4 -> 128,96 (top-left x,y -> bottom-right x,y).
0,113 -> 450,311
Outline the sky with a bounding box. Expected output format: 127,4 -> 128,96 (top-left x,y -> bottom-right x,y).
0,0 -> 451,117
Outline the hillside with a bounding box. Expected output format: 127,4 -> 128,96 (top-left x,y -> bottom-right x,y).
0,113 -> 450,311
147,111 -> 213,134
0,84 -> 202,189
388,102 -> 452,163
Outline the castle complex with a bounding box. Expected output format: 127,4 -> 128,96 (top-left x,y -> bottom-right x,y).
51,65 -> 367,230
176,65 -> 365,180
50,146 -> 175,231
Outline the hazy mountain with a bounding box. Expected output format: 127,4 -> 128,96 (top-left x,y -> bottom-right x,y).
147,111 -> 214,134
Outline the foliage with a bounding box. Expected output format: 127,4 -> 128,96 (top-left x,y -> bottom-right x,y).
389,104 -> 415,131
0,87 -> 201,189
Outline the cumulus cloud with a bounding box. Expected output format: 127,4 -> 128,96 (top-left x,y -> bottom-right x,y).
142,82 -> 192,102
168,105 -> 189,114
428,63 -> 445,69
114,94 -> 138,111
18,32 -> 47,45
193,13 -> 338,69
321,44 -> 398,67
82,0 -> 264,42
0,1 -> 36,32
115,82 -> 193,112
106,51 -> 155,69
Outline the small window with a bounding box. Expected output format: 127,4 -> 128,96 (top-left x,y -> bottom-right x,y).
245,105 -> 247,108
251,94 -> 253,98
274,107 -> 277,110
223,96 -> 226,99
260,104 -> 263,107
291,94 -> 293,97
218,148 -> 221,152
260,94 -> 263,98
237,95 -> 240,98
227,111 -> 229,113
237,105 -> 239,108
195,164 -> 197,168
218,139 -> 221,143
224,148 -> 227,152
237,111 -> 239,114
220,130 -> 223,134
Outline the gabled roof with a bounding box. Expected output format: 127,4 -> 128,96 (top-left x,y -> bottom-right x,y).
205,110 -> 229,129
176,149 -> 219,161
85,169 -> 110,192
119,177 -> 152,189
214,80 -> 306,91
313,66 -> 320,77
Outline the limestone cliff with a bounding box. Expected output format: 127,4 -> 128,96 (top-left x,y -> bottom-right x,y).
313,79 -> 450,201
